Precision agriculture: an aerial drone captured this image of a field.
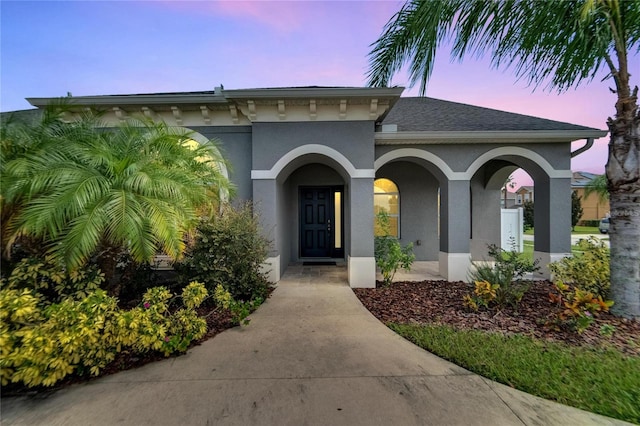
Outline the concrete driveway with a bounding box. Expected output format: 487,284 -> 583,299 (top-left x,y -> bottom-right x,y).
0,265 -> 629,425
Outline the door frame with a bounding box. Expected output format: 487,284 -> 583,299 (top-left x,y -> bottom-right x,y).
298,185 -> 344,259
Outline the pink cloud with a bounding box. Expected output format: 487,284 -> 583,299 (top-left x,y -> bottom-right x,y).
156,0 -> 317,33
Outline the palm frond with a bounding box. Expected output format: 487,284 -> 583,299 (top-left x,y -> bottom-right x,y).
367,0 -> 639,94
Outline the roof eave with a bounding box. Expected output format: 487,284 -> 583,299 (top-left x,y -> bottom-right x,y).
27,93 -> 228,108
224,86 -> 405,100
374,129 -> 608,144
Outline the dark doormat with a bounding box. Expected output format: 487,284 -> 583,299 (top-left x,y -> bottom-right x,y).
302,261 -> 337,266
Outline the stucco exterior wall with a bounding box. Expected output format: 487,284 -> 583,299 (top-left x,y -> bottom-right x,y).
191,126 -> 253,201
252,121 -> 375,171
470,173 -> 502,260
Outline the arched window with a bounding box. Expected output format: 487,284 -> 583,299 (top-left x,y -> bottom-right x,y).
374,178 -> 400,237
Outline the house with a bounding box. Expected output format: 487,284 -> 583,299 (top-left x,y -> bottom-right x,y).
501,172 -> 610,223
571,171 -> 610,223
515,186 -> 535,206
25,86 -> 607,286
500,188 -> 518,208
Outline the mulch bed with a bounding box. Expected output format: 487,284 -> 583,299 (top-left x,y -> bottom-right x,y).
354,280 -> 640,356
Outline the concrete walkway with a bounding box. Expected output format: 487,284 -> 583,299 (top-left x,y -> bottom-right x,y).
1,265 -> 630,426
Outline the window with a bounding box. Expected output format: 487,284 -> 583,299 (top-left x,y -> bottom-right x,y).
374,178 -> 400,237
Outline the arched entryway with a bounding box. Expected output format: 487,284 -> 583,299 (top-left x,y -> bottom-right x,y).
252,144 -> 376,287
468,147 -> 573,277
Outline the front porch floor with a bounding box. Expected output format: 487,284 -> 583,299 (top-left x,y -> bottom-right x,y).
283,261 -> 443,285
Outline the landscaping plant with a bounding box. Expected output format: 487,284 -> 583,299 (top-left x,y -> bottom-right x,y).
0,281 -> 209,388
547,238 -> 614,333
374,211 -> 414,286
465,243 -> 539,311
1,105 -> 231,289
549,237 -> 611,298
547,281 -> 614,333
0,255 -> 103,303
571,190 -> 583,231
177,203 -> 271,302
213,284 -> 261,326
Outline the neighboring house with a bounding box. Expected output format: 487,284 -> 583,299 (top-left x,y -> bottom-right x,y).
23,86 -> 606,285
571,171 -> 610,222
500,189 -> 518,208
515,186 -> 534,206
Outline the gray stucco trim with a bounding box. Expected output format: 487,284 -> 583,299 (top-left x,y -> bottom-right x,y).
375,147 -> 573,181
251,144 -> 375,179
224,86 -> 404,100
375,129 -> 607,144
27,93 -> 227,108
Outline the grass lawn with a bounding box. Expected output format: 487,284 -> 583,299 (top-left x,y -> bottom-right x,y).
390,323 -> 640,424
572,225 -> 601,234
522,240 -> 583,257
525,226 -> 600,236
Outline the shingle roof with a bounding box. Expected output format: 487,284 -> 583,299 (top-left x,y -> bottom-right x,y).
382,97 -> 598,132
572,171 -> 600,187
0,108 -> 43,126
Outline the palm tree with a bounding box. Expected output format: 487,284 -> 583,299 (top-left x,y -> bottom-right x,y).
584,173 -> 609,203
1,105 -> 232,289
367,0 -> 639,318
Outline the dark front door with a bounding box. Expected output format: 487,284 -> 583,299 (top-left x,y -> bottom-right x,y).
300,187 -> 332,257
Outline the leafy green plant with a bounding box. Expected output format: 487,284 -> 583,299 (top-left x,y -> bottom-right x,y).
374,211 -> 414,286
571,190 -> 583,231
600,324 -> 616,338
463,280 -> 499,311
1,107 -> 231,284
466,242 -> 539,310
0,255 -> 103,303
549,237 -> 610,298
213,284 -> 258,326
0,281 -> 208,388
547,281 -> 614,333
177,203 -> 271,302
523,201 -> 534,231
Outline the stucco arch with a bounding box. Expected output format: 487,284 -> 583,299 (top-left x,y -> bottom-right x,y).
464,147 -> 571,180
251,144 -> 374,181
374,148 -> 464,182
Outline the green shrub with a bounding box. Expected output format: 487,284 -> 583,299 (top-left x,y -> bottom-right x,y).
0,282 -> 208,388
0,255 -> 103,303
580,219 -> 601,227
523,201 -> 534,231
374,212 -> 414,286
177,203 -> 271,301
116,282 -> 208,356
213,284 -> 261,326
549,237 -> 610,298
466,243 -> 539,310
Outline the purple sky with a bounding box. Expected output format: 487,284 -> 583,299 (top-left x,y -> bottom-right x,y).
2,1 -> 637,186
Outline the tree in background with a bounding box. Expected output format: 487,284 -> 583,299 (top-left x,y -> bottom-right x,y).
584,173 -> 610,203
571,191 -> 584,231
501,174 -> 516,208
367,0 -> 639,318
523,201 -> 535,232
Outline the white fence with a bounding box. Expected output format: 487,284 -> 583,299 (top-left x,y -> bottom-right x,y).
501,208 -> 524,252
